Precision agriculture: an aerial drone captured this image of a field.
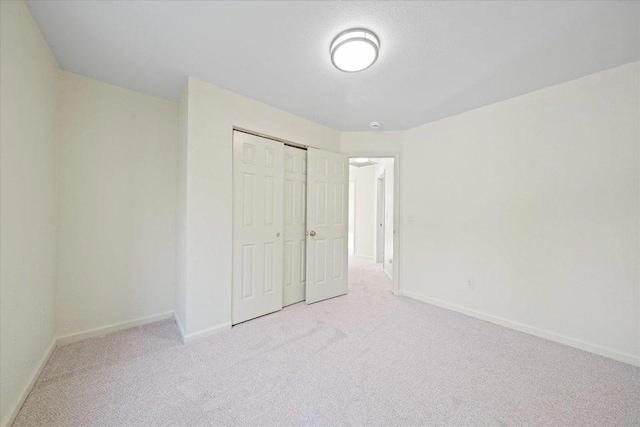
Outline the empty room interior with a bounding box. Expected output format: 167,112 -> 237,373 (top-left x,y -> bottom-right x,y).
1,1 -> 639,426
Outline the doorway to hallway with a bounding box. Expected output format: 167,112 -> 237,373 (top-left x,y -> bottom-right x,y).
347,157 -> 395,282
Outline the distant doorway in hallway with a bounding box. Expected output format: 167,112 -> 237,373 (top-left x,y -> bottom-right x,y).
347,157 -> 395,282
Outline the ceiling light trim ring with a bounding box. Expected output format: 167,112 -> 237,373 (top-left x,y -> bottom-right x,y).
330,28 -> 380,73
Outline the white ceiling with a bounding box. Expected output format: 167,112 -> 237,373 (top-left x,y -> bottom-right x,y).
27,1 -> 639,131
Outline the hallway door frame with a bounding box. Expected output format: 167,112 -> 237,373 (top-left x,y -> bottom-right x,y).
344,152 -> 402,296
376,171 -> 385,264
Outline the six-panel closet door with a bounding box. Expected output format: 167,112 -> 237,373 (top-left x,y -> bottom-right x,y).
305,148 -> 349,304
282,146 -> 307,306
232,132 -> 284,325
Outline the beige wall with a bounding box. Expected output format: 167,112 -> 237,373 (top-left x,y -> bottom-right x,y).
180,77 -> 340,339
401,62 -> 639,365
56,72 -> 178,340
0,1 -> 59,425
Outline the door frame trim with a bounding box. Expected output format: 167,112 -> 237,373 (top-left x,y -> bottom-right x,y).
344,152 -> 402,296
233,126 -> 309,150
376,171 -> 385,264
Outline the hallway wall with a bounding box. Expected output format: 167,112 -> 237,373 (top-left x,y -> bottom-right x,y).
349,165 -> 376,259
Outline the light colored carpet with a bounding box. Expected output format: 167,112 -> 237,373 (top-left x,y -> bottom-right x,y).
14,256 -> 640,426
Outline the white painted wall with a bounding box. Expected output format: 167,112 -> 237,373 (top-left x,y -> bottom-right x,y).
349,165 -> 376,259
402,62 -> 640,365
56,72 -> 178,340
0,1 -> 58,425
180,77 -> 340,338
375,159 -> 395,277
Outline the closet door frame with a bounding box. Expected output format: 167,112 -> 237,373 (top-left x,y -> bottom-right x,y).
232,128 -> 397,322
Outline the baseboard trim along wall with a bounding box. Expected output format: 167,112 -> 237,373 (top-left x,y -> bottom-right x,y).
2,340 -> 56,427
181,322 -> 232,345
174,313 -> 186,341
56,311 -> 175,346
399,290 -> 640,367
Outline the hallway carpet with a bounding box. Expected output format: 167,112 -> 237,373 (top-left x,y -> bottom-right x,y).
14,257 -> 640,426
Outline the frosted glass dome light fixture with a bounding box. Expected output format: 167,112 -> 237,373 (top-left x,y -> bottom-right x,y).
352,157 -> 370,163
330,28 -> 380,72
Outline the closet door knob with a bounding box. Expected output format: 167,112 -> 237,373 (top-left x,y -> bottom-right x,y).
276,232 -> 281,237
309,230 -> 316,237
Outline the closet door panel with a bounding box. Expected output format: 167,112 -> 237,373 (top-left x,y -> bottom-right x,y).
305,148 -> 348,304
283,146 -> 307,306
232,131 -> 284,324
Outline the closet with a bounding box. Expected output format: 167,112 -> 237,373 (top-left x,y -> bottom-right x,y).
232,130 -> 348,324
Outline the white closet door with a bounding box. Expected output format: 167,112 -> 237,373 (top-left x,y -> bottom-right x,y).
305,148 -> 349,304
283,146 -> 307,306
232,131 -> 284,324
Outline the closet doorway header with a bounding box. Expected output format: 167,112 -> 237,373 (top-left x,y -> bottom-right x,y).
233,127 -> 308,150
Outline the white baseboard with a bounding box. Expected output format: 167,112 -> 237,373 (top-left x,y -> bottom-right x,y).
174,313 -> 186,342
2,340 -> 55,427
182,322 -> 231,344
56,311 -> 175,346
399,290 -> 640,367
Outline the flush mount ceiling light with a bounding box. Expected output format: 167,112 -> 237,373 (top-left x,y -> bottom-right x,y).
330,28 -> 380,72
352,157 -> 370,163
